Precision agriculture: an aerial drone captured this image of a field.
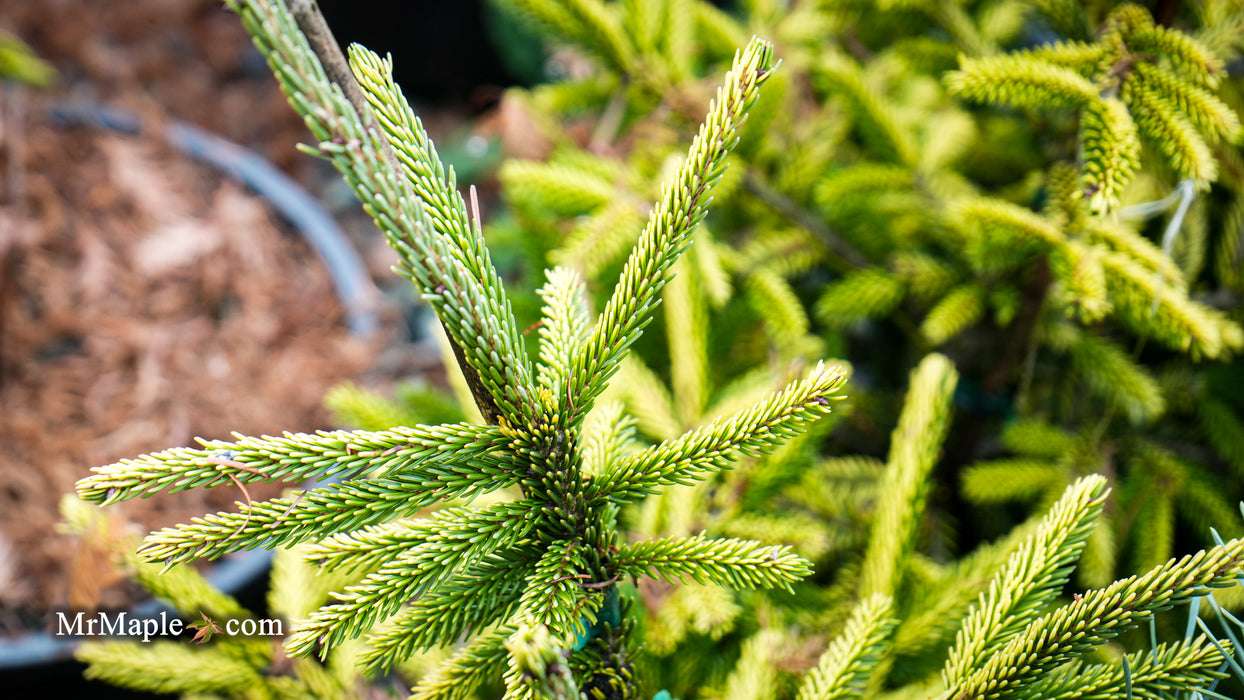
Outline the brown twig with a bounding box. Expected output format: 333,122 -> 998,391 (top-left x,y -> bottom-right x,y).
742,172 -> 870,269
581,574 -> 620,590
205,453 -> 268,477
271,490 -> 307,530
287,0 -> 503,425
549,573 -> 592,585
222,471 -> 254,542
205,453 -> 260,541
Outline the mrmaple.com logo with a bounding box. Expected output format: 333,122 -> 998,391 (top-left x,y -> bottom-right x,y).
54,610 -> 283,643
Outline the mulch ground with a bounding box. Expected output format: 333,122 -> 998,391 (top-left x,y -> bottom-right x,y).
0,0 -> 433,631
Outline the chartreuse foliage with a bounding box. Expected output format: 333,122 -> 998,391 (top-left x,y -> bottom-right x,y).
672,357 -> 1244,700
946,2 -> 1240,213
484,0 -> 1244,597
71,0 -> 865,696
73,355 -> 1244,700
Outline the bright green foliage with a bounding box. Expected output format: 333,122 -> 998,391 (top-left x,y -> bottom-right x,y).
948,4 -> 1236,211
942,475 -> 1107,686
945,535 -> 1244,700
70,0 -> 866,696
712,473 -> 1240,700
483,1 -> 1244,584
859,354 -> 957,600
714,629 -> 782,700
795,594 -> 897,700
815,267 -> 906,328
326,380 -> 466,430
0,29 -> 55,86
68,0 -> 1244,698
470,0 -> 1244,694
504,621 -> 582,700
1028,639 -> 1229,700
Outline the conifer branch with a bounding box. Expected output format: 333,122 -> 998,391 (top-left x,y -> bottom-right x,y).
1050,240 -> 1111,323
552,199 -> 648,277
815,267 -> 905,327
78,641 -> 264,696
796,594 -> 897,700
1027,638 -> 1229,700
579,401 -> 638,476
745,171 -> 871,269
1085,219 -> 1182,284
943,475 -> 1108,686
860,354 -> 958,599
409,625 -> 515,700
227,0 -> 526,425
953,198 -> 1065,248
284,504 -> 537,660
960,460 -> 1062,504
588,361 -> 847,504
389,200 -> 538,424
1125,76 -> 1217,184
133,468 -> 520,565
1124,18 -> 1224,88
61,495 -> 256,620
359,550 -> 538,674
944,536 -> 1244,700
518,541 -> 600,642
499,0 -> 638,76
77,423 -> 508,505
565,38 -> 776,425
1102,250 -> 1243,358
614,534 -> 812,591
1065,328 -> 1164,423
1079,97 -> 1141,213
500,158 -> 619,217
346,48 -> 503,280
667,246 -> 710,422
615,356 -> 682,441
348,47 -> 536,423
537,266 -> 591,391
946,55 -> 1098,110
504,621 -> 581,700
816,51 -> 918,166
325,380 -> 462,431
919,284 -> 985,346
946,5 -> 1239,212
304,500 -> 536,578
720,629 -> 782,699
1025,39 -> 1101,70
1129,62 -> 1240,143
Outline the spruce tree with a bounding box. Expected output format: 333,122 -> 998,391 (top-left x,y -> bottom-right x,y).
70,1 -> 1244,698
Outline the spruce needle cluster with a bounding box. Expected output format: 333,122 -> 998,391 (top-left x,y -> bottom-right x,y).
72,0 -> 851,695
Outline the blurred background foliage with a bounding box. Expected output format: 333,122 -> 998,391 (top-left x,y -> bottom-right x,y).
323,0 -> 1244,695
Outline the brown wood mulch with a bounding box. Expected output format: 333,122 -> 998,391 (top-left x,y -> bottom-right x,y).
0,0 -> 411,631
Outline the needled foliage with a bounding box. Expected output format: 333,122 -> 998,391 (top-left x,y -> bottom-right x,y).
69,0 -> 1244,699
481,0 -> 1244,600
73,0 -> 853,696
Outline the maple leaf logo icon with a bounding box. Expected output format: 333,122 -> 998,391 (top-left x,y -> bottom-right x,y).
186,612 -> 221,644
